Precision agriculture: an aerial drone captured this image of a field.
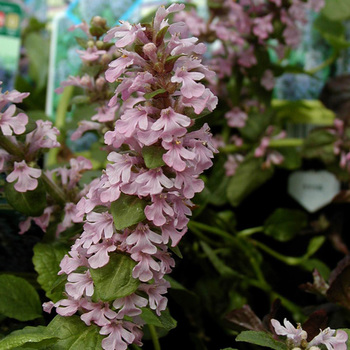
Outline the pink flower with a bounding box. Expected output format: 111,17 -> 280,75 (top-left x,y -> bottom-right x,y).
100,321 -> 137,350
71,121 -> 101,141
81,301 -> 117,327
145,194 -> 174,226
271,318 -> 307,346
87,240 -> 117,268
253,14 -> 274,40
225,108 -> 248,128
152,107 -> 191,141
113,294 -> 148,318
77,47 -> 106,62
104,21 -> 148,47
0,105 -> 28,136
309,329 -> 348,350
66,270 -> 94,299
162,138 -> 196,172
6,160 -> 41,192
171,62 -> 205,99
26,120 -> 60,154
261,70 -> 275,91
139,278 -> 170,315
224,154 -> 244,177
126,223 -> 163,254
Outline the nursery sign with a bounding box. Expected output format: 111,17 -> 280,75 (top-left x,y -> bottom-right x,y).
0,2 -> 22,90
288,170 -> 341,212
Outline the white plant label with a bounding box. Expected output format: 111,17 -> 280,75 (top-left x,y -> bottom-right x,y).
288,170 -> 341,213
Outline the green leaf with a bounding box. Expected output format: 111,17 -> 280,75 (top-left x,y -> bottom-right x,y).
200,242 -> 241,278
164,54 -> 184,72
236,331 -> 287,350
227,157 -> 274,207
5,179 -> 47,216
314,14 -> 350,50
24,33 -> 49,90
0,275 -> 42,321
144,89 -> 167,100
240,112 -> 272,142
156,25 -> 169,46
305,236 -> 326,258
140,308 -> 177,330
142,145 -> 166,169
0,326 -> 57,350
90,253 -> 139,301
46,315 -> 103,350
111,193 -> 147,230
272,100 -> 335,125
32,243 -> 69,302
302,129 -> 337,163
264,208 -> 308,242
277,147 -> 302,170
322,0 -> 350,21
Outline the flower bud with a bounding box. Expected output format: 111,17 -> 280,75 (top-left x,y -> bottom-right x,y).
96,40 -> 104,49
143,43 -> 158,63
96,77 -> 106,91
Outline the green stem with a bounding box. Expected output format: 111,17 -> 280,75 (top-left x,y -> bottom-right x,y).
219,144 -> 249,154
41,172 -> 66,206
189,224 -> 222,247
148,324 -> 161,350
46,86 -> 74,167
131,345 -> 142,350
250,239 -> 301,265
306,52 -> 338,75
268,138 -> 304,148
188,221 -> 235,243
236,226 -> 264,237
0,135 -> 24,158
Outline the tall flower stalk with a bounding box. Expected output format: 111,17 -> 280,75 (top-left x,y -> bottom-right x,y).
45,4 -> 218,349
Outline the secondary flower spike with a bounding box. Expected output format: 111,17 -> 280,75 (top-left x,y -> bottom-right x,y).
271,318 -> 348,350
48,4 -> 218,350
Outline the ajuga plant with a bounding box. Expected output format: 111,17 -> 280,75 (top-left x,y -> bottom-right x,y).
0,3 -> 218,350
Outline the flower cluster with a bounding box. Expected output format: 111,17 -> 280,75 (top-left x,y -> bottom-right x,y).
331,119 -> 350,171
46,4 -> 218,350
175,0 -> 325,174
271,318 -> 348,350
0,83 -> 60,192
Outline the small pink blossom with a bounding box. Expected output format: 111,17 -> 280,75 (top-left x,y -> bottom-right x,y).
225,108 -> 248,128
6,161 -> 41,192
271,318 -> 307,346
0,105 -> 28,136
261,70 -> 275,91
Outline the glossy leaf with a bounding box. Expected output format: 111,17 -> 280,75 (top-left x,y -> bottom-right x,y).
32,243 -> 69,302
0,275 -> 42,321
227,157 -> 274,207
144,88 -> 167,100
5,179 -> 47,217
0,326 -> 57,350
140,308 -> 177,330
142,145 -> 166,169
90,253 -> 139,301
236,331 -> 287,350
46,315 -> 103,350
111,193 -> 147,230
322,0 -> 350,21
264,208 -> 308,242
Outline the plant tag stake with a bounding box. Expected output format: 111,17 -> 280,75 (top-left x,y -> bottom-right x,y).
288,170 -> 340,213
0,1 -> 23,90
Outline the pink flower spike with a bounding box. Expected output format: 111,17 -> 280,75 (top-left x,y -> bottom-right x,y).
6,161 -> 41,192
309,328 -> 348,350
